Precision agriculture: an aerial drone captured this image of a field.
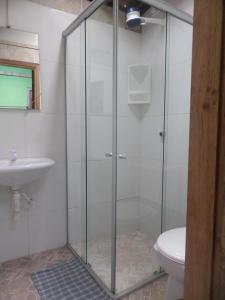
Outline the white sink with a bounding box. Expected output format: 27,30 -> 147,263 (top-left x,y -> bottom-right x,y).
0,157 -> 55,188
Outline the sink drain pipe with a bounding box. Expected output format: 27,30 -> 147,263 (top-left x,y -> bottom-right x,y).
10,188 -> 33,221
11,189 -> 20,221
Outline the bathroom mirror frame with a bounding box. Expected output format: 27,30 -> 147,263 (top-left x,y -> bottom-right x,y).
0,58 -> 40,110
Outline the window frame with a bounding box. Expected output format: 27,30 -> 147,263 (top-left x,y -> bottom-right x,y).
0,59 -> 40,110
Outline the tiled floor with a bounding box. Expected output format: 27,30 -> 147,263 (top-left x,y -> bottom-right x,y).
0,246 -> 167,300
0,247 -> 73,300
74,231 -> 159,292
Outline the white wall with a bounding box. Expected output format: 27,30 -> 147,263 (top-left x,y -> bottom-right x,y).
0,0 -> 74,262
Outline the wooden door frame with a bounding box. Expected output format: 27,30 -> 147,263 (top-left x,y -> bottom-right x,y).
184,0 -> 225,299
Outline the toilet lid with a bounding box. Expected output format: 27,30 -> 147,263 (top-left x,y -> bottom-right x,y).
156,227 -> 186,264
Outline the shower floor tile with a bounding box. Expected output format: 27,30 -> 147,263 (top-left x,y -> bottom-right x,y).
0,244 -> 166,300
73,231 -> 160,293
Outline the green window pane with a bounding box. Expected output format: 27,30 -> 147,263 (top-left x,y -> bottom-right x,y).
0,65 -> 33,109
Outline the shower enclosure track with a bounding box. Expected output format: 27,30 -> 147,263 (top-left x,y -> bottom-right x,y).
67,244 -> 165,299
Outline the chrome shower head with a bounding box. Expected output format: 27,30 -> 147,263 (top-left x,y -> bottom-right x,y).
126,7 -> 165,29
126,7 -> 142,28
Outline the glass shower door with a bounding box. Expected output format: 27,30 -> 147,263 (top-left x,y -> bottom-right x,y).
86,0 -> 114,289
66,22 -> 86,260
65,0 -> 192,296
116,1 -> 167,292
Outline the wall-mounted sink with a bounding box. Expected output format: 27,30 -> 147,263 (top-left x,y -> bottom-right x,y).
0,157 -> 55,189
0,157 -> 55,221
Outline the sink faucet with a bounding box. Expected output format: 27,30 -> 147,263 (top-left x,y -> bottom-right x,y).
10,149 -> 17,162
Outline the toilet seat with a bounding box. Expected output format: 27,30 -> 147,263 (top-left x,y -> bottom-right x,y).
156,227 -> 186,264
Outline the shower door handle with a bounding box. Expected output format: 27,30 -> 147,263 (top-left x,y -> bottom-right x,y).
105,153 -> 127,159
118,154 -> 127,159
159,131 -> 165,139
105,152 -> 113,158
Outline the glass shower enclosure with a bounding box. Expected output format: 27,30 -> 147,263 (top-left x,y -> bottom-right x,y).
64,0 -> 193,297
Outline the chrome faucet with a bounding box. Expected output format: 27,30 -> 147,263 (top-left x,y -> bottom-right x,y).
10,149 -> 17,162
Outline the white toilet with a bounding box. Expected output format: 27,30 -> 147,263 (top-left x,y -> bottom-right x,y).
153,227 -> 186,300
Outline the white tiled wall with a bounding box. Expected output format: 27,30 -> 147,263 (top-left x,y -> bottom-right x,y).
0,0 -> 75,262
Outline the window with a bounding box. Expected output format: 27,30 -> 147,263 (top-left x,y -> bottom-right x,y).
0,60 -> 40,110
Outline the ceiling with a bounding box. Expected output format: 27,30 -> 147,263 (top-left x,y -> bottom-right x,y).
162,0 -> 193,15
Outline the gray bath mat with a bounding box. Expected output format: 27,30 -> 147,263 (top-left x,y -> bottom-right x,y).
31,258 -> 112,300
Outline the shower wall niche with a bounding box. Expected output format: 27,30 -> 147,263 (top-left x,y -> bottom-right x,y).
128,64 -> 151,104
65,0 -> 193,297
